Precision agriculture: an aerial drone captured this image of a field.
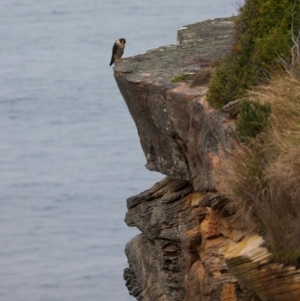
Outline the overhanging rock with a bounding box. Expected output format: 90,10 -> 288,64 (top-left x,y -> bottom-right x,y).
113,18 -> 235,191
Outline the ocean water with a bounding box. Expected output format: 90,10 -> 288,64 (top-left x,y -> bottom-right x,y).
0,1 -> 237,300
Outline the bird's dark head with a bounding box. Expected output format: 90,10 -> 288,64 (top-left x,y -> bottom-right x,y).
119,38 -> 126,44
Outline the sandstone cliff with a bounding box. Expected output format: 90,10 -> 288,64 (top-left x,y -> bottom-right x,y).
113,18 -> 300,301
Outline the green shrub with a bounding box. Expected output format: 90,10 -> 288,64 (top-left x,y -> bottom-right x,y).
207,59 -> 255,108
207,0 -> 300,107
234,99 -> 271,142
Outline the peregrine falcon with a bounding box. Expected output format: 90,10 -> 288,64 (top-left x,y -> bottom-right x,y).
109,38 -> 126,66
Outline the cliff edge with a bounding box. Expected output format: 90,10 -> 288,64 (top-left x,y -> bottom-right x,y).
112,18 -> 300,301
114,18 -> 235,192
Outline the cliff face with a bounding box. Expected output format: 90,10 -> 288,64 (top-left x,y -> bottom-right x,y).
114,18 -> 253,301
123,179 -> 250,301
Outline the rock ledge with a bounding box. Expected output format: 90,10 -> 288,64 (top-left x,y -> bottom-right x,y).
114,18 -> 235,191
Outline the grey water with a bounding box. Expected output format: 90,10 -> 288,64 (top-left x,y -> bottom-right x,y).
0,1 -> 237,300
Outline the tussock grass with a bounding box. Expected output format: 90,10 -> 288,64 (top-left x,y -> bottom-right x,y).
234,99 -> 271,142
223,70 -> 300,264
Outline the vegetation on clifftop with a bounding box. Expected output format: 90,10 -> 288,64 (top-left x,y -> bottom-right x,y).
233,99 -> 271,142
207,0 -> 300,108
214,0 -> 300,264
224,71 -> 300,264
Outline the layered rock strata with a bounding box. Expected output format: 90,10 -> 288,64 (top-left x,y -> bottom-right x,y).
226,235 -> 300,301
123,178 -> 252,301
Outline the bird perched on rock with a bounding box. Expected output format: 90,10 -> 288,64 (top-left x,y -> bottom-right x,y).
109,38 -> 126,66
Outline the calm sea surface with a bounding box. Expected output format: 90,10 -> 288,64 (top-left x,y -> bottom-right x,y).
0,1 -> 236,300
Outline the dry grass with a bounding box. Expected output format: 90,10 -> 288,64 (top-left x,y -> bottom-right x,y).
223,69 -> 300,263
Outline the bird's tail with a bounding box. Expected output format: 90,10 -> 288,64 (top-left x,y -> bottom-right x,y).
109,57 -> 115,66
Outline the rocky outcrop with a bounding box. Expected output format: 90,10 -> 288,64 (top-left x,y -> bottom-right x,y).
124,178 -> 195,301
123,179 -> 252,301
114,18 -> 235,192
226,235 -> 300,301
113,17 -> 299,301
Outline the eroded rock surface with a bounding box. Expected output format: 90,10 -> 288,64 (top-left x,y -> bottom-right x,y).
124,178 -> 253,301
124,177 -> 195,301
226,235 -> 300,301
